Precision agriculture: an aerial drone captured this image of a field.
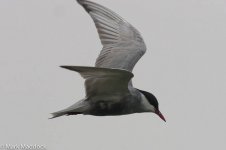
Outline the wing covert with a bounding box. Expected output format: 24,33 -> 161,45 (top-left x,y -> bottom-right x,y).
61,66 -> 134,96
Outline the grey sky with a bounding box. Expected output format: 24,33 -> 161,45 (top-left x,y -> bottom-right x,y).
0,0 -> 226,149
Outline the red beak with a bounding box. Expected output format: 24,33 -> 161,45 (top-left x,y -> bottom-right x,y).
155,110 -> 166,122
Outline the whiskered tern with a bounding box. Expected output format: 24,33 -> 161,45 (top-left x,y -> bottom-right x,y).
50,0 -> 166,122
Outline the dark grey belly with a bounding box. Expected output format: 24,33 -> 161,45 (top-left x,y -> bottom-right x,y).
88,101 -> 134,116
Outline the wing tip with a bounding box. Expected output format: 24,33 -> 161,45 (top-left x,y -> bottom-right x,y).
60,66 -> 86,72
77,0 -> 92,13
60,66 -> 76,71
76,0 -> 84,4
60,65 -> 69,69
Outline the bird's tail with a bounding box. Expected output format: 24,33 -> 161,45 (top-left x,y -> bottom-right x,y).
49,100 -> 89,119
49,111 -> 67,119
49,111 -> 82,119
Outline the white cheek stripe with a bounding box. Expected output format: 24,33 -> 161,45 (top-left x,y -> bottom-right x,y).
140,93 -> 155,112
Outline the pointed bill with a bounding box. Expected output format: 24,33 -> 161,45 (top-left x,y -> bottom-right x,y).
155,110 -> 166,122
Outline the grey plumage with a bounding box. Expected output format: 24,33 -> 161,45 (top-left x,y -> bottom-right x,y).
50,0 -> 165,122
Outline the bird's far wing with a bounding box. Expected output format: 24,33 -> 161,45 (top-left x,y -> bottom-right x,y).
61,66 -> 134,97
77,0 -> 147,72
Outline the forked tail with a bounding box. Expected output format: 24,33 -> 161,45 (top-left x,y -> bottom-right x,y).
49,100 -> 89,119
49,111 -> 81,119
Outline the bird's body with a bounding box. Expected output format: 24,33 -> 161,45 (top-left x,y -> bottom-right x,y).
52,87 -> 155,117
51,0 -> 165,122
63,88 -> 152,116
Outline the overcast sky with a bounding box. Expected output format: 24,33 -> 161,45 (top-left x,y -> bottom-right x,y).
0,0 -> 226,150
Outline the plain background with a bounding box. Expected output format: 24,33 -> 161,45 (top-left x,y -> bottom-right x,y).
0,0 -> 226,149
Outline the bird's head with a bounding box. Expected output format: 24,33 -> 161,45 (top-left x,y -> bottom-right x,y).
138,89 -> 166,122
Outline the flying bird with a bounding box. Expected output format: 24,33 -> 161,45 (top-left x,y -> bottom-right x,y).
50,0 -> 166,122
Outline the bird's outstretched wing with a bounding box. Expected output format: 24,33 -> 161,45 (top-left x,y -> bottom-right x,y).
77,0 -> 146,72
61,66 -> 134,97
